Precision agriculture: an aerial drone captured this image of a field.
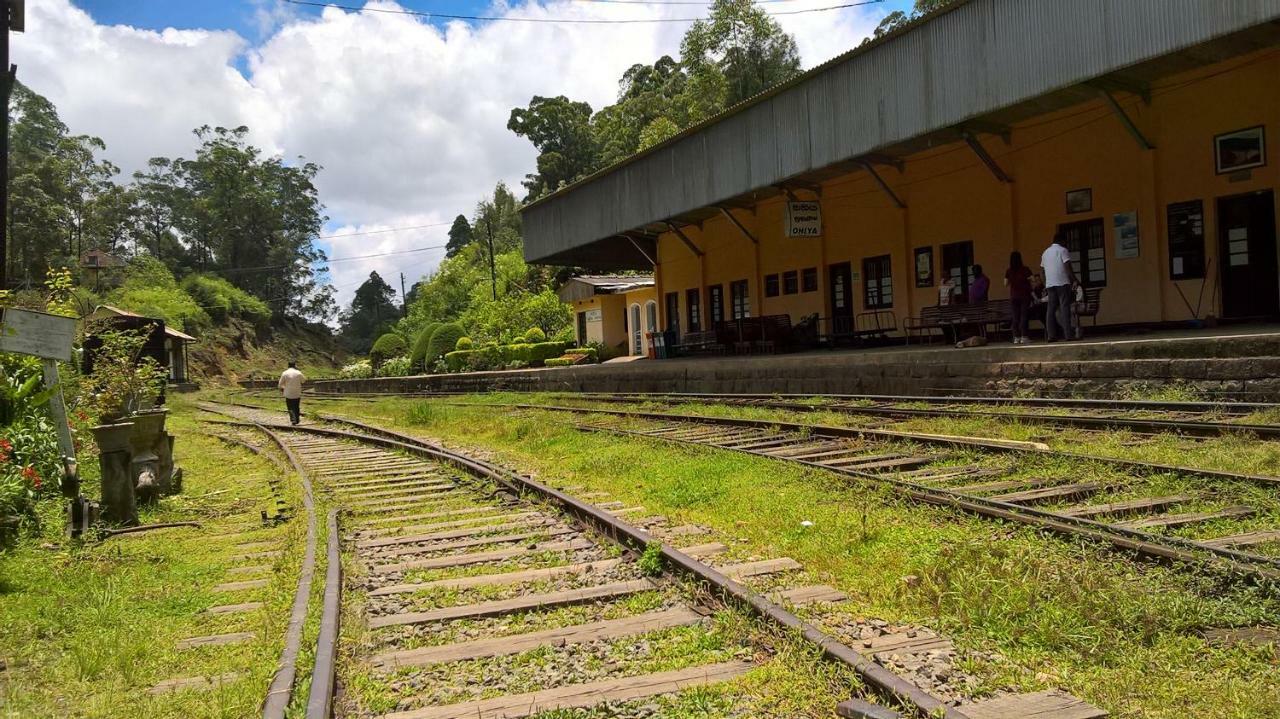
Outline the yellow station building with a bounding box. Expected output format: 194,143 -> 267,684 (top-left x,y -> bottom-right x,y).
528,0 -> 1280,346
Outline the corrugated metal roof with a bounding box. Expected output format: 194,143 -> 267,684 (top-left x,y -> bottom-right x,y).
92,305 -> 197,341
523,0 -> 1280,266
558,275 -> 655,302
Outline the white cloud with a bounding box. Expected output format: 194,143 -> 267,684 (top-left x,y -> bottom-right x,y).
15,0 -> 881,310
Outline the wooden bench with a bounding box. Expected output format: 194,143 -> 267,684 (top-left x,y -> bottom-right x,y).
1076,287 -> 1103,326
674,330 -> 724,356
905,300 -> 1010,344
715,316 -> 793,354
826,311 -> 897,346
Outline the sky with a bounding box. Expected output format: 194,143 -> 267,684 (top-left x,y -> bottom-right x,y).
16,0 -> 908,309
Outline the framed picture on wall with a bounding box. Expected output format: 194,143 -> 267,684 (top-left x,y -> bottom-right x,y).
914,246 -> 933,287
1065,188 -> 1093,214
1215,126 -> 1266,174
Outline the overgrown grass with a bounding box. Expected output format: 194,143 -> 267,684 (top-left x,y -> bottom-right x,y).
0,397 -> 332,718
280,394 -> 1280,719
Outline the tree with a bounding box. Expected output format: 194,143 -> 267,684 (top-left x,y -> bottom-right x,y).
445,214 -> 472,258
638,117 -> 681,151
507,96 -> 599,199
166,126 -> 335,320
339,271 -> 401,353
865,0 -> 950,41
680,0 -> 801,116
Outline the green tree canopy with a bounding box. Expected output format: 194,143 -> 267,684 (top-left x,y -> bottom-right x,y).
507,0 -> 800,200
507,96 -> 599,199
444,214 -> 473,258
339,271 -> 401,353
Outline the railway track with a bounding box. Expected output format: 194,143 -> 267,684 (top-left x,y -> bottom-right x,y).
243,387 -> 1280,440
533,391 -> 1280,440
456,402 -> 1280,587
199,401 -> 1109,719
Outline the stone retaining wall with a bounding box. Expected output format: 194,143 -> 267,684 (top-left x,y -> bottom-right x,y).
240,332 -> 1280,400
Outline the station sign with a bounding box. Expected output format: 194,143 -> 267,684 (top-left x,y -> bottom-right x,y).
0,308 -> 76,362
785,201 -> 822,238
585,309 -> 603,322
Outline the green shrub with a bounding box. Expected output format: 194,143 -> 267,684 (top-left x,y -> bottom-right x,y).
410,322 -> 442,369
455,336 -> 474,351
424,323 -> 466,369
108,285 -> 210,332
523,327 -> 547,343
181,274 -> 271,327
338,359 -> 373,379
544,357 -> 574,367
564,347 -> 598,362
370,333 -> 408,367
376,355 -> 412,377
443,350 -> 475,372
528,341 -> 571,366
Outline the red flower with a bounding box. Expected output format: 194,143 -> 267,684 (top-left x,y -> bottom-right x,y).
21,465 -> 40,489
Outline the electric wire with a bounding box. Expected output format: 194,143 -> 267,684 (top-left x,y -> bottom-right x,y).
284,0 -> 884,24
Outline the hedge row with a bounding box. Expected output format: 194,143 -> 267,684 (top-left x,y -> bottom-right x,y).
444,341 -> 571,372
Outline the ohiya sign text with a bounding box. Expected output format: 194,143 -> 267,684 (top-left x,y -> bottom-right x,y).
785,201 -> 822,238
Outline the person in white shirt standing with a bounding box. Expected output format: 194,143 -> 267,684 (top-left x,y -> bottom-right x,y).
1040,233 -> 1078,342
278,361 -> 305,425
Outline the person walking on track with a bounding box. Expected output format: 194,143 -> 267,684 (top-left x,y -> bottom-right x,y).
1040,233 -> 1077,342
278,361 -> 305,425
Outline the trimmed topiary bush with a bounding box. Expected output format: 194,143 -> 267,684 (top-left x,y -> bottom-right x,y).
370,333 -> 408,367
410,322 -> 442,369
455,336 -> 474,351
528,341 -> 571,366
424,322 -> 466,369
544,357 -> 574,367
523,327 -> 547,343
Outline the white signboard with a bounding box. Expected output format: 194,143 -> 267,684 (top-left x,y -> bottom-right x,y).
0,308 -> 76,362
785,201 -> 822,238
585,309 -> 603,322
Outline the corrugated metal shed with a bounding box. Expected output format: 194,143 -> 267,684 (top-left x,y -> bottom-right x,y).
523,0 -> 1280,267
557,275 -> 655,303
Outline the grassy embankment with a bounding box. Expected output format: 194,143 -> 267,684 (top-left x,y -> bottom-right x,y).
0,398 -> 326,718
228,390 -> 1280,719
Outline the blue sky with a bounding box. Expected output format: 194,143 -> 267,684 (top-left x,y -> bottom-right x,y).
75,0 -> 912,41
31,0 -> 903,307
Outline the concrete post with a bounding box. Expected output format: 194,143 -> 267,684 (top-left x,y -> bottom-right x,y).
92,422 -> 136,526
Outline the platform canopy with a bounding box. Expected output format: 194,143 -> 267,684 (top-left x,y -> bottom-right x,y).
521,0 -> 1280,269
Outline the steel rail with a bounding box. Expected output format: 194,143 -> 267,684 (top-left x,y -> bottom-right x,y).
256,425 -> 320,719
550,392 -> 1280,440
203,424 -> 320,718
465,402 -> 1280,489
464,403 -> 1280,585
207,403 -> 965,719
305,509 -> 341,719
560,390 -> 1279,414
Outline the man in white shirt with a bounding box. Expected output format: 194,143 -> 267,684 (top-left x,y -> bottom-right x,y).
278,361 -> 305,425
1040,233 -> 1078,342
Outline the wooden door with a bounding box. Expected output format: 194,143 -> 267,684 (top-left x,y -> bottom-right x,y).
1218,190 -> 1279,318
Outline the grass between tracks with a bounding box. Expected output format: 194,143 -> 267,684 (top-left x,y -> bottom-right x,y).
237,391 -> 1280,719
0,397 -> 330,719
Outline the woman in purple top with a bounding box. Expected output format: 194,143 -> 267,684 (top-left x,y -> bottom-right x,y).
1004,252 -> 1033,344
968,264 -> 990,303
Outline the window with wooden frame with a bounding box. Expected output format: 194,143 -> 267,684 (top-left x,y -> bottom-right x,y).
783,270 -> 798,295
686,288 -> 701,332
1059,218 -> 1107,287
764,274 -> 780,297
862,255 -> 894,309
730,280 -> 750,319
801,267 -> 818,292
708,284 -> 724,325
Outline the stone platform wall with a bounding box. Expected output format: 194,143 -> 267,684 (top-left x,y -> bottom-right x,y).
241,332 -> 1280,400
